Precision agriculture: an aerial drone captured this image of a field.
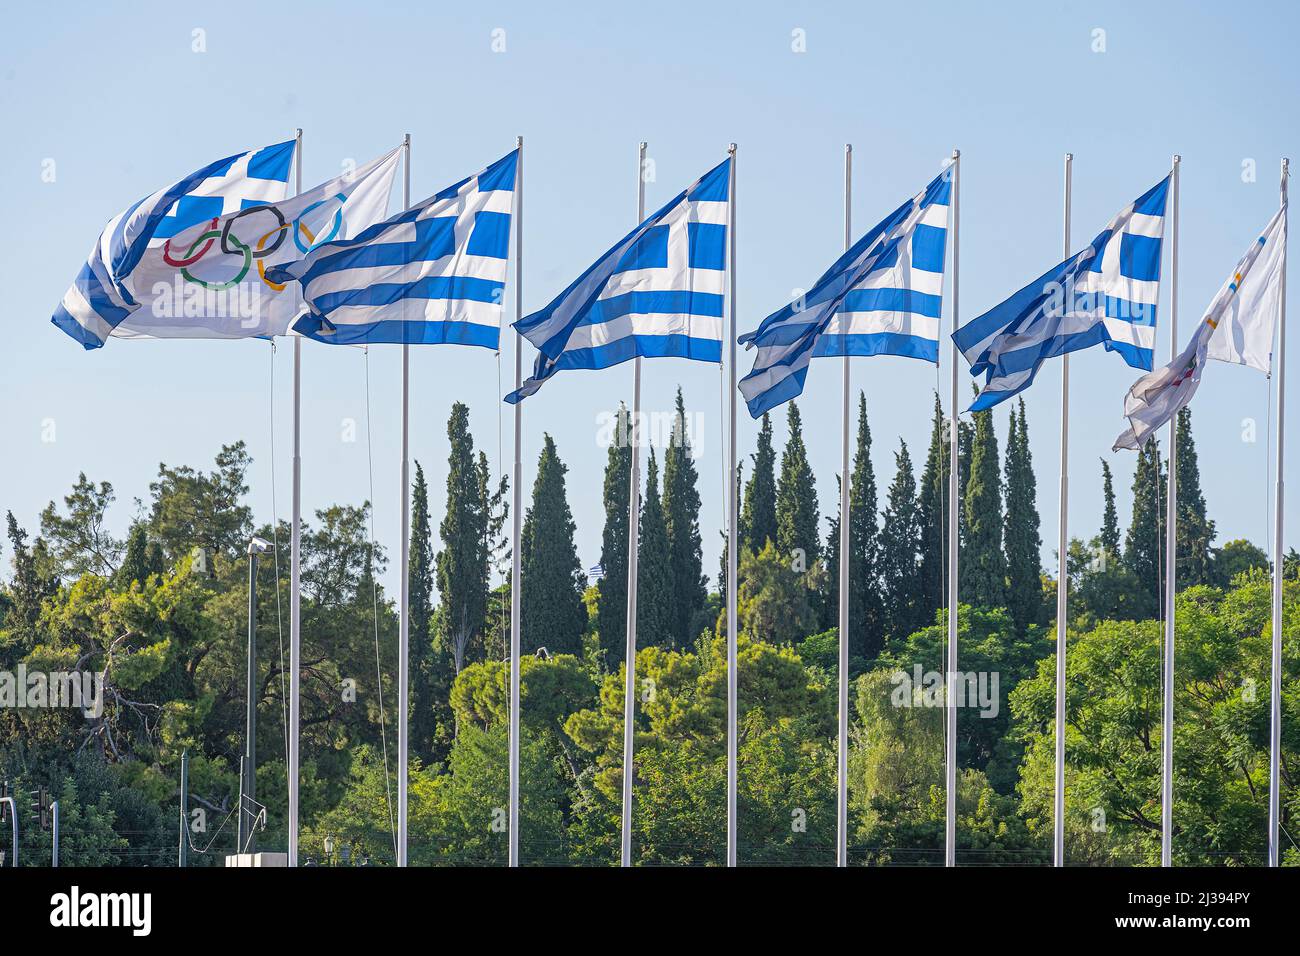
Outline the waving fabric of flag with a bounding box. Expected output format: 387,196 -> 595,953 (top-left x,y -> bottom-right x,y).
953,175 -> 1171,411
1113,204 -> 1286,451
52,140 -> 296,349
505,157 -> 731,403
267,150 -> 519,347
116,147 -> 400,341
737,169 -> 952,417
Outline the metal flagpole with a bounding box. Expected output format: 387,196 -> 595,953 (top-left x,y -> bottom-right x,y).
1269,157 -> 1289,867
1054,153 -> 1073,868
836,143 -> 852,868
725,143 -> 739,868
508,136 -> 524,868
288,126 -> 303,868
944,149 -> 961,868
1161,153 -> 1181,868
620,141 -> 647,868
397,132 -> 412,868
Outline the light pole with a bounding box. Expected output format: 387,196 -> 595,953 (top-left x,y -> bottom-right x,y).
238,536 -> 274,855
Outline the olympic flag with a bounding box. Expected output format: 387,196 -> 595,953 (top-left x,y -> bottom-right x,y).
115,148 -> 401,340
53,144 -> 401,346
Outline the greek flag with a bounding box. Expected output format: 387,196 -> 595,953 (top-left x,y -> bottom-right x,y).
52,140 -> 296,349
954,175 -> 1171,411
505,157 -> 731,403
737,169 -> 952,417
266,150 -> 519,347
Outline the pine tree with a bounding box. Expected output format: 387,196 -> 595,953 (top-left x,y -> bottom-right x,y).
596,405 -> 632,667
741,412 -> 778,554
637,449 -> 673,648
877,440 -> 921,650
661,389 -> 706,648
1002,399 -> 1042,632
1174,407 -> 1215,588
962,401 -> 1005,607
916,393 -> 949,629
775,402 -> 821,573
1099,459 -> 1121,561
437,405 -> 494,674
409,461 -> 443,759
1124,437 -> 1166,620
520,434 -> 587,656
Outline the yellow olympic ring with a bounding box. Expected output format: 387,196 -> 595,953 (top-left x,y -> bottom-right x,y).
255,221 -> 317,291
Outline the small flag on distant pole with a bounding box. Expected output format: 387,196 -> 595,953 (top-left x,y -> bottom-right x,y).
953,175 -> 1171,410
737,167 -> 952,416
504,157 -> 731,401
267,150 -> 519,347
1114,204 -> 1286,450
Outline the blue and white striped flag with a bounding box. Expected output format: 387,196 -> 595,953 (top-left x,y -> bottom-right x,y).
267,150 -> 519,347
52,140 -> 296,349
505,157 -> 731,403
953,174 -> 1171,411
737,169 -> 952,417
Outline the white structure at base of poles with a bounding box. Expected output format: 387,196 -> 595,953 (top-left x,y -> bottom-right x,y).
288,127 -> 303,868
509,136 -> 525,868
835,143 -> 852,868
1160,154 -> 1181,868
1053,153 -> 1073,868
725,143 -> 739,868
397,132 -> 412,869
620,141 -> 648,869
944,148 -> 961,868
1268,157 -> 1289,867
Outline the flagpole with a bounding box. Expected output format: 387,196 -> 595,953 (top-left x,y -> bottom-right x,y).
725,143 -> 739,868
944,148 -> 961,868
1268,157 -> 1288,867
836,143 -> 852,869
620,141 -> 647,869
288,126 -> 303,868
508,135 -> 524,868
1161,153 -> 1181,868
396,132 -> 412,869
1053,153 -> 1073,868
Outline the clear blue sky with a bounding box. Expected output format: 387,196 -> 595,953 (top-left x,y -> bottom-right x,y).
2,0 -> 1296,598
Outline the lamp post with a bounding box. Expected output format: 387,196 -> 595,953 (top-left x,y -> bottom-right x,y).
238,536 -> 274,855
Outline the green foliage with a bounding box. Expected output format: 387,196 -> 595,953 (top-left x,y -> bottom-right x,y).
636,450 -> 673,650
520,434 -> 586,656
775,402 -> 820,574
661,389 -> 706,648
963,404 -> 1005,607
877,440 -> 921,652
1003,400 -> 1043,632
740,412 -> 778,555
1175,408 -> 1216,588
597,405 -> 632,668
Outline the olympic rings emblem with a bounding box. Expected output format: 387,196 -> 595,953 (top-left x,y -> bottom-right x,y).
161,194 -> 346,291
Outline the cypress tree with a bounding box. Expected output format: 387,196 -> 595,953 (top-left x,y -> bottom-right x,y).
821,477 -> 842,632
1099,459 -> 1121,562
1124,437 -> 1166,619
520,434 -> 587,656
1003,399 -> 1042,632
721,462 -> 742,610
878,440 -> 921,650
410,461 -> 444,759
962,402 -> 1005,607
115,523 -> 163,588
596,405 -> 632,667
637,449 -> 673,648
1174,407 -> 1215,588
847,392 -> 882,656
740,412 -> 778,554
661,389 -> 706,647
916,393 -> 949,627
775,402 -> 821,572
437,405 -> 494,674
957,417 -> 974,553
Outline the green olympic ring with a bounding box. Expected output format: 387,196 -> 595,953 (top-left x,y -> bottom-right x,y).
178,228 -> 251,290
